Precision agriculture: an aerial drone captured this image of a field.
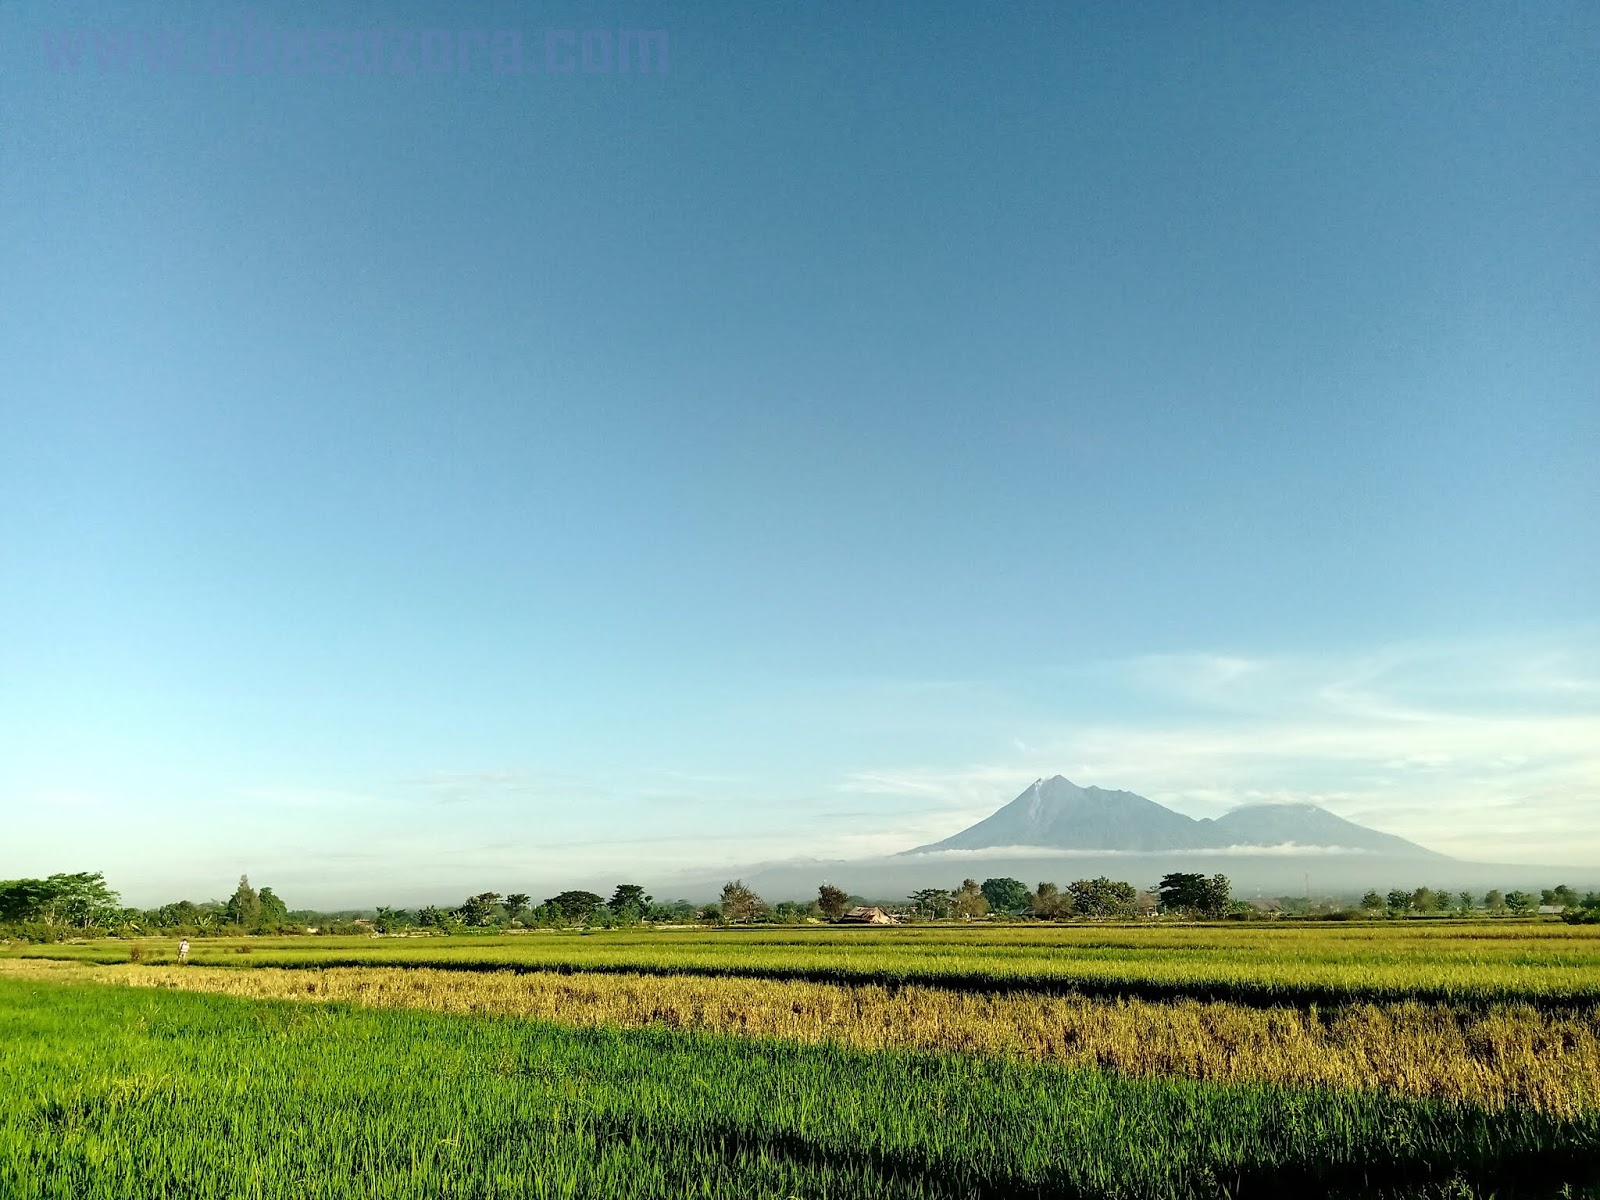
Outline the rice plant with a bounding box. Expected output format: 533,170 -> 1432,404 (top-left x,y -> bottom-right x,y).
15,921 -> 1600,1006
7,958 -> 1597,1115
4,975 -> 1598,1199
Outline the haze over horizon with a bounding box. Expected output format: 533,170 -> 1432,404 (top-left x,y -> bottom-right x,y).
3,1 -> 1596,906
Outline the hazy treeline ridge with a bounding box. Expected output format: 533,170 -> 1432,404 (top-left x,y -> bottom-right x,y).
6,870 -> 1599,941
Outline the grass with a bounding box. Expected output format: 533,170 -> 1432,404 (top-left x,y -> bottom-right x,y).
8,958 -> 1598,1114
4,974 -> 1600,1199
8,923 -> 1597,1196
15,921 -> 1600,1006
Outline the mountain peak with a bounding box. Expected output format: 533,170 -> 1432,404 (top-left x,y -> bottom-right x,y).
905,776 -> 1202,855
1201,801 -> 1441,857
904,779 -> 1444,858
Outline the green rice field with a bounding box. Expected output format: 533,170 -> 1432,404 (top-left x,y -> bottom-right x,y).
13,920 -> 1600,1005
5,922 -> 1599,1197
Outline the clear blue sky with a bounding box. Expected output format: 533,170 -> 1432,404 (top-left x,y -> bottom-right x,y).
2,1 -> 1596,904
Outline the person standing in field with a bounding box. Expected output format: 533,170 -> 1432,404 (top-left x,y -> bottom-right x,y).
178,938 -> 189,964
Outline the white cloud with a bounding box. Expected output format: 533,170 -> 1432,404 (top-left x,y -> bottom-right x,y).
14,633 -> 1594,904
1123,652 -> 1266,701
901,843 -> 1385,860
837,635 -> 1600,865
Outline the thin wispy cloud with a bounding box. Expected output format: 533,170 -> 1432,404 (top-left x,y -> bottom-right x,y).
838,635 -> 1600,865
11,635 -> 1594,903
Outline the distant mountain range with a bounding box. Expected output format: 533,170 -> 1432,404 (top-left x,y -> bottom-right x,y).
904,776 -> 1444,858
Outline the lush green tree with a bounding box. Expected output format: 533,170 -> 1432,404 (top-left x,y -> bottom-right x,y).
1158,873 -> 1205,914
1029,882 -> 1066,918
525,902 -> 562,926
1067,876 -> 1137,919
953,879 -> 990,919
416,904 -> 450,928
224,876 -> 261,928
776,900 -> 823,923
1359,890 -> 1384,912
645,899 -> 697,923
909,888 -> 955,919
1204,874 -> 1233,917
1484,889 -> 1507,914
607,885 -> 650,916
719,880 -> 765,924
1504,890 -> 1536,916
373,906 -> 412,933
256,887 -> 289,930
1410,887 -> 1436,914
151,899 -> 200,928
544,891 -> 605,922
1563,893 -> 1600,925
979,878 -> 1030,914
1457,891 -> 1475,915
1157,873 -> 1231,918
62,874 -> 120,927
504,893 -> 531,922
817,884 -> 850,921
0,878 -> 59,924
455,892 -> 502,926
1385,888 -> 1412,916
1,873 -> 123,929
1548,884 -> 1579,909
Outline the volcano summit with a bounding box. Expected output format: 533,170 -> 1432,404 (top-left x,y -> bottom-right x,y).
904,776 -> 1443,858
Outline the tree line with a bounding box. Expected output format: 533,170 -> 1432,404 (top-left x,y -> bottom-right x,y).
6,870 -> 1597,940
0,873 -> 334,940
1355,884 -> 1595,919
375,875 -> 1231,929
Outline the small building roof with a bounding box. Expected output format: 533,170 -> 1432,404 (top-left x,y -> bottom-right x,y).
837,905 -> 896,924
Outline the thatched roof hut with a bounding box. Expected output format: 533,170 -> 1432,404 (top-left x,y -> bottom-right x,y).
837,905 -> 896,925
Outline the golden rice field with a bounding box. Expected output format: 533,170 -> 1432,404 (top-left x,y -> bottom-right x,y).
6,956 -> 1598,1115
5,922 -> 1600,1198
16,920 -> 1600,1004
